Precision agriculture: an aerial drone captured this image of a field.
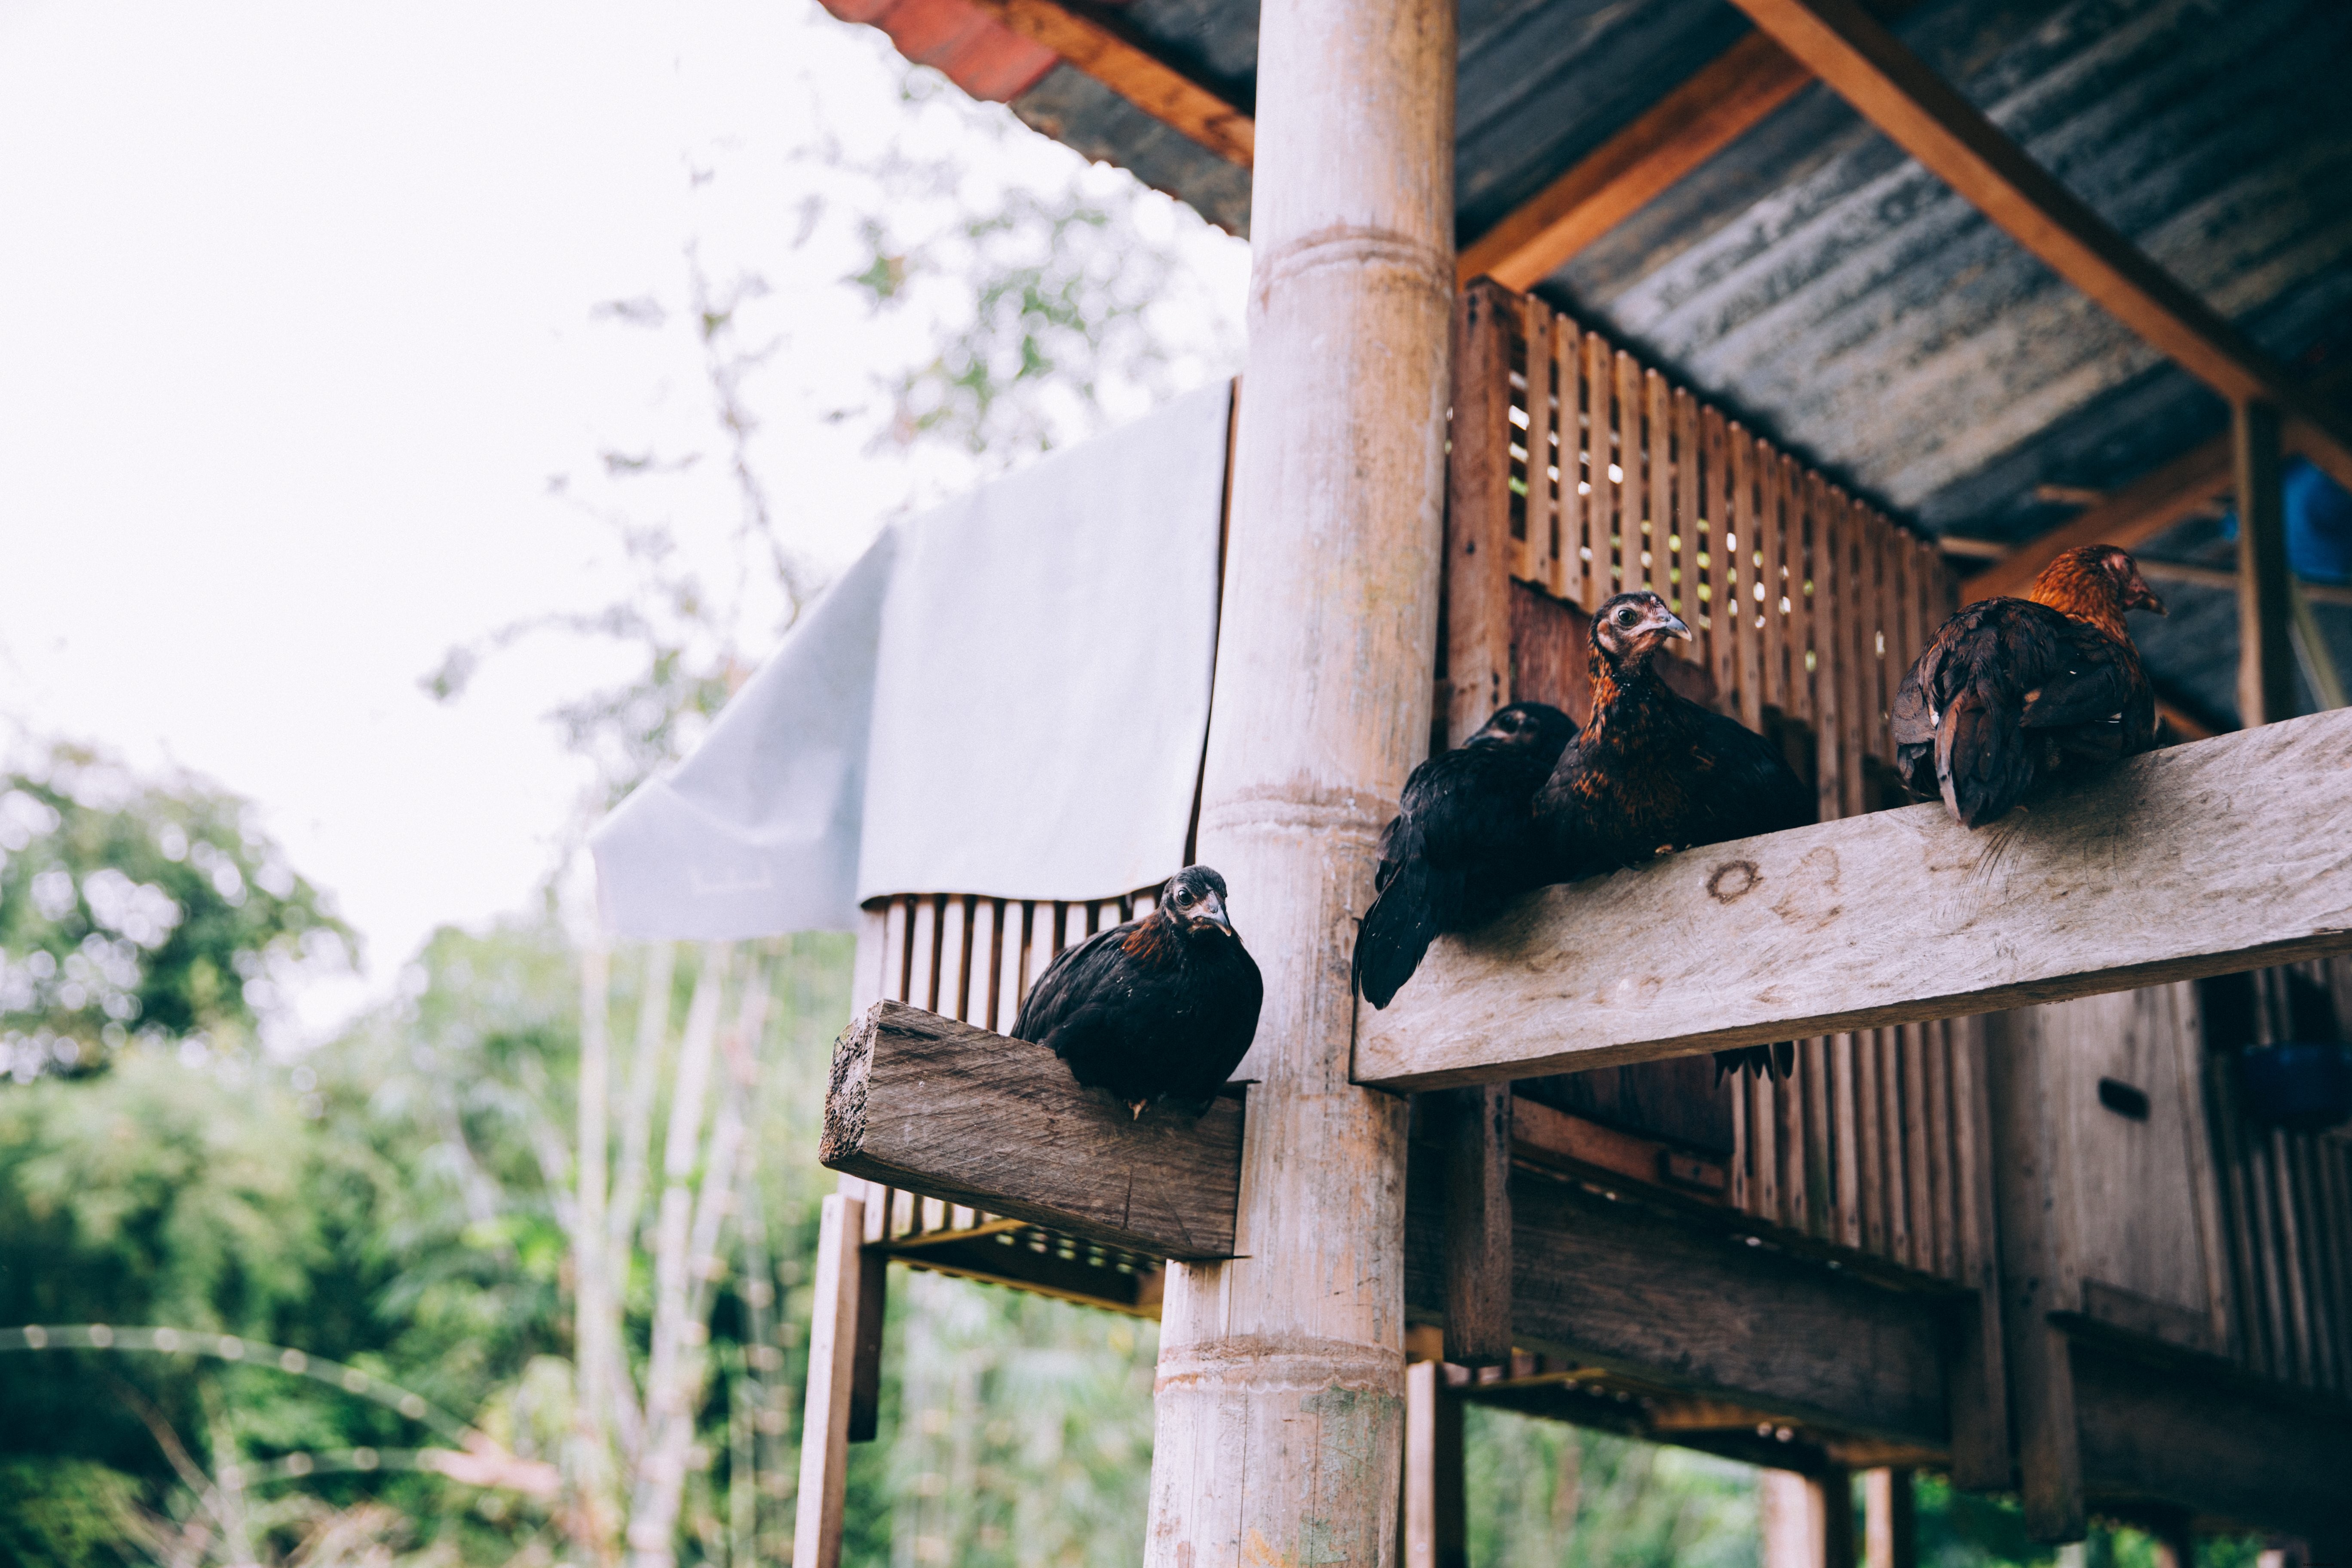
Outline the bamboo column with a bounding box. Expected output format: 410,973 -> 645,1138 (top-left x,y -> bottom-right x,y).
1142,0 -> 1457,1559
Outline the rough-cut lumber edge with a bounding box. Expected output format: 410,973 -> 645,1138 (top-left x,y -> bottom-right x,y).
1354,707 -> 2352,1091
968,0 -> 1254,166
1440,1085 -> 1513,1366
1445,281 -> 1517,747
821,1000 -> 1243,1261
1458,32 -> 1810,291
790,1192 -> 867,1568
1720,0 -> 2352,496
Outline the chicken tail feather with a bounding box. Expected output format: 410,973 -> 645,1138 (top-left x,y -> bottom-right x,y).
1936,688 -> 2032,828
1354,860 -> 1442,1010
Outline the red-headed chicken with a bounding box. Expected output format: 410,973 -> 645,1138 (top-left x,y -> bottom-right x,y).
1891,545 -> 2164,828
1534,592 -> 1814,1079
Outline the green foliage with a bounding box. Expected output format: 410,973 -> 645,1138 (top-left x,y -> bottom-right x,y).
0,1458 -> 145,1568
1464,1406 -> 1759,1568
0,743 -> 350,1076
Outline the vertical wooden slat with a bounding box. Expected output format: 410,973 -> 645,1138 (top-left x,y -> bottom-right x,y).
1926,1022 -> 1957,1281
1943,1013 -> 2011,1491
1731,427 -> 1765,732
1755,443 -> 1787,717
1703,407 -> 1736,700
1788,472 -> 1818,727
792,1191 -> 867,1568
1905,1026 -> 1936,1274
973,899 -> 1004,1032
881,897 -> 912,1004
1555,319 -> 1587,607
1731,1069 -> 1752,1214
2291,1135 -> 2339,1392
908,895 -> 941,1015
1813,494 -> 1846,821
1617,350 -> 1645,601
2270,1130 -> 2316,1385
1519,297 -> 1556,590
1873,515 -> 1904,767
1856,1023 -> 1885,1256
1833,1033 -> 1864,1251
1002,900 -> 1033,1030
1447,282 -> 1518,744
1674,387 -> 1701,633
1881,1030 -> 1912,1268
1779,1048 -> 1808,1233
1648,368 -> 1674,612
1838,499 -> 1871,819
1583,331 -> 1614,612
1752,1068 -> 1780,1226
937,896 -> 971,1024
1803,1036 -> 1833,1240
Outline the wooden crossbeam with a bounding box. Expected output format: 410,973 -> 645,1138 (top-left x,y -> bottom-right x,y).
1354,707 -> 2352,1091
1961,367 -> 2352,604
968,0 -> 1253,166
1457,33 -> 1812,291
821,1000 -> 1244,1259
1723,0 -> 2352,496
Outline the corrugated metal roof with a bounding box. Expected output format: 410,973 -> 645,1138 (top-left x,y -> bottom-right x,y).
830,0 -> 2352,725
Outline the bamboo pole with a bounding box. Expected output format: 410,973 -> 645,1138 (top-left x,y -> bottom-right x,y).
1142,0 -> 1455,1559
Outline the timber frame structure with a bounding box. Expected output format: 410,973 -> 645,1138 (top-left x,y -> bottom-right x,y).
796,2 -> 2352,1563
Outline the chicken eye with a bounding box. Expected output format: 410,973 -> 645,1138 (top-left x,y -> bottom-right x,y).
1615,608 -> 1639,627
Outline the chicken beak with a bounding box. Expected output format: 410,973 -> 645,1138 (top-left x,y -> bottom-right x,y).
1659,609 -> 1694,641
1194,891 -> 1234,934
2132,576 -> 2167,615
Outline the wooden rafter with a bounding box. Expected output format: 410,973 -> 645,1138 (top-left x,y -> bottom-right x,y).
1721,0 -> 2352,494
968,0 -> 1253,166
1961,367 -> 2352,603
1354,707 -> 2352,1091
1456,33 -> 1812,291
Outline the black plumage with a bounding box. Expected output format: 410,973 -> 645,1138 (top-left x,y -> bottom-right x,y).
1534,591 -> 1813,1080
1010,865 -> 1263,1120
1892,545 -> 2163,828
1354,702 -> 1578,1009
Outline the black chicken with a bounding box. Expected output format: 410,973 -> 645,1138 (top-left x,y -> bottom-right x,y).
1354,701 -> 1578,1009
1534,591 -> 1813,1080
1010,865 -> 1263,1120
1891,544 -> 2163,828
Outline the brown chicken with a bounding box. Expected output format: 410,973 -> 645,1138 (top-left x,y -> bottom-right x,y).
1891,544 -> 2165,828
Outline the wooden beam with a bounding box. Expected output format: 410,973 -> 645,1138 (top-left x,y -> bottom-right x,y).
1458,32 -> 1813,291
790,1191 -> 867,1568
820,1001 -> 1243,1260
1445,282 -> 1517,746
1405,1152 -> 1953,1444
1401,1359 -> 1467,1568
2237,400 -> 2298,726
1353,707 -> 2352,1091
968,0 -> 1254,166
1440,1085 -> 1513,1366
1722,0 -> 2352,496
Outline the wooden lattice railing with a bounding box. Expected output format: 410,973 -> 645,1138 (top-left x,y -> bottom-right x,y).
1451,279 -> 1994,1297
843,888 -> 1171,1316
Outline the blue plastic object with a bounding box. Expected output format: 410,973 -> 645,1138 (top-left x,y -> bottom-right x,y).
2238,1042 -> 2352,1134
2218,458 -> 2352,585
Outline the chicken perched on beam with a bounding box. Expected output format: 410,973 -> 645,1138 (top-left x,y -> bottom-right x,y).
1010,865 -> 1263,1121
1892,544 -> 2163,828
1355,701 -> 1578,1009
1534,591 -> 1813,1080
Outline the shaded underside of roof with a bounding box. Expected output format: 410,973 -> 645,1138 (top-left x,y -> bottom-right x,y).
834,0 -> 2352,726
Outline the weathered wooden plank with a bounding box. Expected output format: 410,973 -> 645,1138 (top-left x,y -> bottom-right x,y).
1675,388 -> 1701,634
1556,319 -> 1588,608
822,1001 -> 1243,1260
968,0 -> 1256,167
1354,707 -> 2352,1090
1522,299 -> 1558,591
791,1191 -> 867,1568
1400,1357 -> 1466,1568
1446,283 -> 1517,747
1442,1085 -> 1514,1367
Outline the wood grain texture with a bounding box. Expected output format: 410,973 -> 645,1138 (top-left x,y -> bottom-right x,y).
1440,1085 -> 1513,1366
821,1001 -> 1243,1260
790,1192 -> 867,1568
1445,283 -> 1516,746
969,0 -> 1255,166
1354,706 -> 2352,1090
1721,0 -> 2352,490
1404,1147 -> 1952,1443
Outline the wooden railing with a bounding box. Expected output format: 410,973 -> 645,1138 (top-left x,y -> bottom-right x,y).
845,888 -> 1171,1315
1451,279 -> 1991,1295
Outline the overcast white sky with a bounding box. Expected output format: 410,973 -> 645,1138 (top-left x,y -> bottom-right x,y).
0,0 -> 1246,1032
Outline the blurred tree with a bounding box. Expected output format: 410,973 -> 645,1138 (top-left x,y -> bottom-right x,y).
0,742 -> 352,1078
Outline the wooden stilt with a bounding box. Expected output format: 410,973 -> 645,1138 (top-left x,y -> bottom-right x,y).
1442,1084 -> 1514,1367
1141,0 -> 1457,1557
2236,400 -> 2296,726
1985,1008 -> 2088,1544
790,1191 -> 868,1568
1402,1358 -> 1467,1568
1821,1466 -> 1857,1568
1863,1469 -> 1917,1568
1761,1470 -> 1818,1568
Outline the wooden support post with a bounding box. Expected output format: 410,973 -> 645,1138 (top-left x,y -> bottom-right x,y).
790,1191 -> 867,1568
2236,400 -> 2296,727
1143,0 -> 1456,1556
1446,282 -> 1517,747
1822,1466 -> 1857,1568
1402,1358 -> 1467,1568
1863,1469 -> 1917,1568
846,1247 -> 888,1442
1442,1085 -> 1513,1366
1985,1008 -> 2087,1544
